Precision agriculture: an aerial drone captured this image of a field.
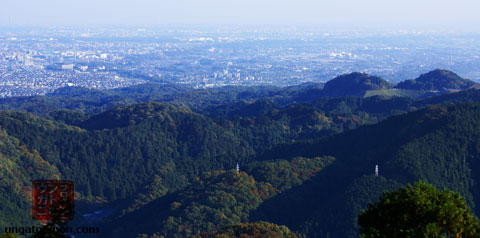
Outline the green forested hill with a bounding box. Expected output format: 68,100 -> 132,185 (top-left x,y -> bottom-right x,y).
101,156 -> 334,238
0,105 -> 254,197
0,69 -> 475,119
3,72 -> 480,237
0,104 -> 255,230
320,72 -> 393,97
0,128 -> 61,228
0,84 -> 284,116
254,103 -> 480,237
78,102 -> 192,130
395,69 -> 475,91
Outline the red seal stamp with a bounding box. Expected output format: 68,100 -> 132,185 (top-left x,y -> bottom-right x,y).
32,180 -> 74,221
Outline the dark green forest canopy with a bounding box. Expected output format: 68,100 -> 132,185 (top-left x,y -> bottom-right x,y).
321,72 -> 393,97
358,181 -> 480,238
0,69 -> 476,118
253,103 -> 480,237
395,69 -> 475,91
102,157 -> 333,237
200,221 -> 297,238
0,106 -> 254,231
1,70 -> 480,237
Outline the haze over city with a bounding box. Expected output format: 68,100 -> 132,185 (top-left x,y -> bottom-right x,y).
1,0 -> 480,97
1,0 -> 480,30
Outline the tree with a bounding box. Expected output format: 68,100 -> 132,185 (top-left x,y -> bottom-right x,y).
358,181 -> 480,238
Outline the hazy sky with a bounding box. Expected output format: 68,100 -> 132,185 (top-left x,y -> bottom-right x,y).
1,0 -> 479,30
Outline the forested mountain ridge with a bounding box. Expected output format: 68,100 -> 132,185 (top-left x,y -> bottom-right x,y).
1,69 -> 480,237
254,103 -> 480,237
395,69 -> 475,91
0,127 -> 61,227
0,84 -> 284,116
0,69 -> 473,117
78,102 -> 192,130
93,101 -> 480,237
320,72 -> 393,97
101,156 -> 334,238
0,105 -> 255,230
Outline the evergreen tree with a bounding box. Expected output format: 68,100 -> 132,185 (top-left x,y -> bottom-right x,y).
358,181 -> 480,238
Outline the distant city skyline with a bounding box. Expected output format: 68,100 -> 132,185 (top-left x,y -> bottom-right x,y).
1,0 -> 479,31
